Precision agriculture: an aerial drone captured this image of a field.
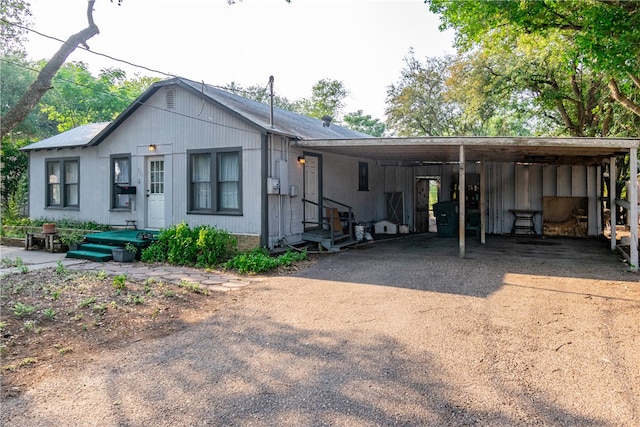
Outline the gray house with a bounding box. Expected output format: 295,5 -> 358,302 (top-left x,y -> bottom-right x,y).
23,77 -> 639,268
22,77 -> 378,251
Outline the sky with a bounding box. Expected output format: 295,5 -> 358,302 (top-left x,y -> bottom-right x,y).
23,0 -> 455,119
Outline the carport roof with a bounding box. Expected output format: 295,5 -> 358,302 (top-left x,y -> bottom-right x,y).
293,136 -> 640,165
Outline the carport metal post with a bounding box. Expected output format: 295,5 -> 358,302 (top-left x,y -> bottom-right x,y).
480,156 -> 486,244
610,157 -> 617,251
630,148 -> 638,272
459,144 -> 465,258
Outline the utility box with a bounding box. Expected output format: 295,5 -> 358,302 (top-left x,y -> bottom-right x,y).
115,185 -> 136,195
374,220 -> 398,235
267,177 -> 280,194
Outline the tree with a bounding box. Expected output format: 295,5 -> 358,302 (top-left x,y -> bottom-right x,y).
0,0 -> 31,54
426,0 -> 640,120
385,52 -> 467,136
0,55 -> 155,216
1,54 -> 53,212
0,54 -> 57,138
455,39 -> 633,138
0,136 -> 28,213
0,0 -> 100,138
444,51 -> 544,136
39,62 -> 158,132
342,110 -> 386,137
223,81 -> 301,112
298,79 -> 348,121
225,78 -> 377,130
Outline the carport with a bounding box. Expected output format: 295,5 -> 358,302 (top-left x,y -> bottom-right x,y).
294,136 -> 639,271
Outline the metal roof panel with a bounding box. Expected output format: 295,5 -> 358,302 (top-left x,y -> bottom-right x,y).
21,122 -> 110,151
178,78 -> 371,140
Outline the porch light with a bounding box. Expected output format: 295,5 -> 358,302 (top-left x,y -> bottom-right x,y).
297,156 -> 306,164
148,144 -> 156,152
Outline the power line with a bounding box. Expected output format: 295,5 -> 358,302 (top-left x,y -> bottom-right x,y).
0,57 -> 266,136
0,17 -> 275,99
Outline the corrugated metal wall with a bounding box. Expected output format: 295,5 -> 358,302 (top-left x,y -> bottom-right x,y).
484,162 -> 600,235
377,162 -> 602,236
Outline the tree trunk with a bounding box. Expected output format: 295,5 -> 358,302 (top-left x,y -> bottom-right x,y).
0,1 -> 99,138
608,78 -> 640,118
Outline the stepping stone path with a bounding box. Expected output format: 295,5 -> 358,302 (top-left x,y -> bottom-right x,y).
71,261 -> 259,292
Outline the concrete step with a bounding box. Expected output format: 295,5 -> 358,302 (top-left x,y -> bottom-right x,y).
66,250 -> 112,262
321,238 -> 358,252
79,243 -> 118,254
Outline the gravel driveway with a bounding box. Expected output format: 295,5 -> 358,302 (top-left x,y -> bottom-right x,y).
2,235 -> 639,426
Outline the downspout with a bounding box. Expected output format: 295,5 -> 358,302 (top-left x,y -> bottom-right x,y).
261,133 -> 269,248
278,136 -> 282,243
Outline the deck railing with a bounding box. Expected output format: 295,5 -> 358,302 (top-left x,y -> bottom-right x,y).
301,197 -> 354,247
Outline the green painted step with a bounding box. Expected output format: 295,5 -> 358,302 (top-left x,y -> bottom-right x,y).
79,243 -> 119,254
66,250 -> 112,262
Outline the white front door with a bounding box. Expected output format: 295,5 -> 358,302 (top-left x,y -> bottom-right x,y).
147,157 -> 165,229
303,154 -> 321,230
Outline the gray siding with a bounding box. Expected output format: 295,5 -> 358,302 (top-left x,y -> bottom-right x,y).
29,85 -> 264,236
266,143 -> 381,247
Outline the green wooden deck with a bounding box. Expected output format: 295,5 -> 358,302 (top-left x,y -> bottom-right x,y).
66,230 -> 159,262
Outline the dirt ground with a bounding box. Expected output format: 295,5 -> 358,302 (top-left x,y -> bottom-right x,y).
1,234 -> 639,426
1,267 -> 229,398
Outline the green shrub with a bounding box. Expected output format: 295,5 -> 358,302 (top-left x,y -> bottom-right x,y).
225,248 -> 307,274
225,247 -> 277,274
140,222 -> 237,268
194,225 -> 237,267
140,241 -> 166,263
1,216 -> 110,231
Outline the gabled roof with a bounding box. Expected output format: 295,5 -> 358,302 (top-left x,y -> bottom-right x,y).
176,78 -> 370,140
21,122 -> 110,151
22,77 -> 369,151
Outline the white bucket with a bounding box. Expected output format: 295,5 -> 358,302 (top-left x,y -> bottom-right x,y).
355,225 -> 365,241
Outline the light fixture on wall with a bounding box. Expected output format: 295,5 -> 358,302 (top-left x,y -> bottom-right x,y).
297,156 -> 306,164
148,144 -> 156,152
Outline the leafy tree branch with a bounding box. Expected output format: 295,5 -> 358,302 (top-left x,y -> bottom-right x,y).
1,0 -> 100,138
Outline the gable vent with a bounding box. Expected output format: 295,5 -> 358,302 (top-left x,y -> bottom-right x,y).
165,89 -> 175,109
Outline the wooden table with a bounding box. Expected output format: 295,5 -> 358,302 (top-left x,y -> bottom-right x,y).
509,209 -> 541,236
26,233 -> 62,252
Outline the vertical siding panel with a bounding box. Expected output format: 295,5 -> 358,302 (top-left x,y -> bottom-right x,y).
530,165 -> 544,233
501,163 -> 516,233
587,165 -> 599,235
515,164 -> 530,209
557,166 -> 572,196
543,165 -> 557,197
572,166 -> 587,197
530,165 -> 543,209
488,164 -> 499,234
